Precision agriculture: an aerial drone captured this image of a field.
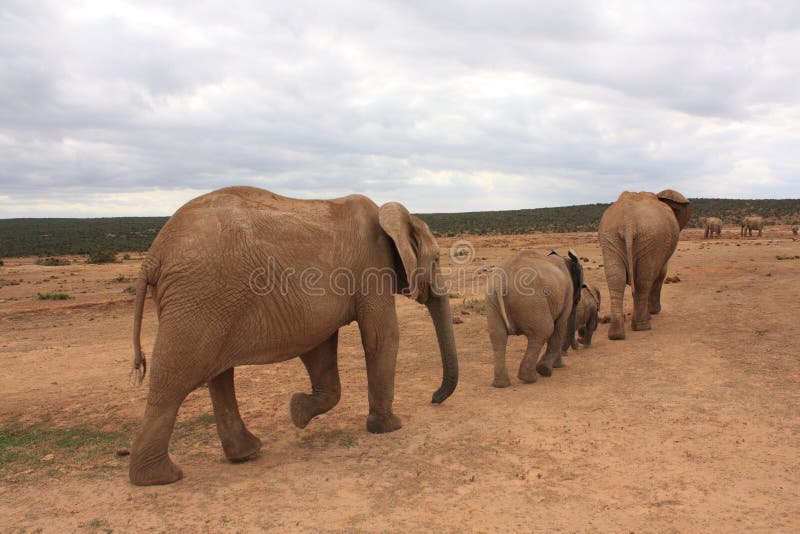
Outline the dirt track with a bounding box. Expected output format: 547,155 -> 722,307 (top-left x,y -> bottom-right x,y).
1,227 -> 798,532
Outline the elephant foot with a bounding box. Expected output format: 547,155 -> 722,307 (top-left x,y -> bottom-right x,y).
552,355 -> 565,368
632,319 -> 652,331
290,392 -> 337,429
535,362 -> 552,377
608,320 -> 626,340
366,412 -> 402,434
570,340 -> 579,350
517,368 -> 538,383
492,374 -> 511,388
222,429 -> 262,463
649,303 -> 662,315
129,454 -> 183,486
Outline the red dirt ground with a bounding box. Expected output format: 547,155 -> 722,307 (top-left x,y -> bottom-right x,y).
1,226 -> 798,532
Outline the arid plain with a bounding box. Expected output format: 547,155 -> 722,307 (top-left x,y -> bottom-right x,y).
1,227 -> 798,532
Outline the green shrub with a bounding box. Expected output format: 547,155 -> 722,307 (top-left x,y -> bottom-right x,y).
112,274 -> 127,283
86,250 -> 118,264
35,257 -> 70,267
122,253 -> 131,260
123,286 -> 136,295
37,292 -> 72,300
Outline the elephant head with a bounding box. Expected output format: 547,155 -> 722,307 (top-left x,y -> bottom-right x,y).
378,202 -> 458,404
656,189 -> 692,230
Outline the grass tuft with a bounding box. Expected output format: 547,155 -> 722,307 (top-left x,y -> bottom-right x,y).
35,257 -> 70,267
86,250 -> 118,264
37,292 -> 72,300
0,422 -> 130,482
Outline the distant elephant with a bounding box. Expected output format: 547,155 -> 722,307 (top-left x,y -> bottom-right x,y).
128,187 -> 459,485
598,190 -> 691,340
485,250 -> 583,387
703,217 -> 722,238
741,216 -> 764,237
793,224 -> 799,236
570,284 -> 601,349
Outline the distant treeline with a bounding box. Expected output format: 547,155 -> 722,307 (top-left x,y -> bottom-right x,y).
418,198 -> 800,237
1,198 -> 798,257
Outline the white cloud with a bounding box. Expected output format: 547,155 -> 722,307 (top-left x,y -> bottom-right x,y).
0,0 -> 798,217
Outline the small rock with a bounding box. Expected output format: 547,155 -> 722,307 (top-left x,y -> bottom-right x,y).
460,309 -> 470,315
116,449 -> 131,457
40,453 -> 54,462
452,316 -> 464,324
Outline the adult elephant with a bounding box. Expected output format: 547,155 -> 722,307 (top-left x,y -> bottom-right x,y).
128,186 -> 459,485
703,217 -> 722,238
598,190 -> 691,340
741,216 -> 764,237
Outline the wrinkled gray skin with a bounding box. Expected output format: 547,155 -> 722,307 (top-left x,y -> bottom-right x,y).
741,216 -> 764,237
704,217 -> 722,238
598,190 -> 691,340
128,187 -> 459,486
485,250 -> 583,387
570,284 -> 601,349
793,224 -> 799,236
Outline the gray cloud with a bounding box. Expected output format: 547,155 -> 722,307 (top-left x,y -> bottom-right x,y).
1,0 -> 798,217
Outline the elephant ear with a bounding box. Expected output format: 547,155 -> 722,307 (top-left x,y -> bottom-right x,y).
378,202 -> 438,303
565,249 -> 584,306
656,189 -> 692,230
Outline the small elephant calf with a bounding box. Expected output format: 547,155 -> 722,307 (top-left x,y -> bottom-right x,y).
485,249 -> 583,387
571,284 -> 601,349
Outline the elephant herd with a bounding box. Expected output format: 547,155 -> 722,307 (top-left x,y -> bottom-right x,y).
124,186 -> 750,485
702,215 -> 771,238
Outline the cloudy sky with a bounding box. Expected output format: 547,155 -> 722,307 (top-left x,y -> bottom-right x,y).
1,1 -> 799,217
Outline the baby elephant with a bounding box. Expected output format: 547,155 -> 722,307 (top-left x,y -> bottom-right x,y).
486,249 -> 583,387
570,284 -> 601,349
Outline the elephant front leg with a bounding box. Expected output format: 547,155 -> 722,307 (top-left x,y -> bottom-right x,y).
359,303 -> 402,434
290,331 -> 341,429
209,367 -> 262,462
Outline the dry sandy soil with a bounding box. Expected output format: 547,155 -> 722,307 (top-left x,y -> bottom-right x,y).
1,226 -> 798,532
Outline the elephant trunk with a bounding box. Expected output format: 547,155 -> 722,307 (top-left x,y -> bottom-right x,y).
425,293 -> 459,404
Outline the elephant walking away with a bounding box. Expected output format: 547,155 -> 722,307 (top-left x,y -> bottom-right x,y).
128,187 -> 459,485
703,217 -> 722,238
598,190 -> 691,340
793,224 -> 799,236
571,284 -> 601,349
485,250 -> 583,387
741,216 -> 764,237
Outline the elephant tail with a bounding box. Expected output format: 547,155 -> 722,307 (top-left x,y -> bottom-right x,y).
131,273 -> 150,385
489,270 -> 512,334
624,224 -> 636,294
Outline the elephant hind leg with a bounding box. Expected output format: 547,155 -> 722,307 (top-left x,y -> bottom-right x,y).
209,367 -> 262,462
632,280 -> 653,331
519,333 -> 548,383
129,353 -> 201,485
649,266 -> 668,315
488,306 -> 511,387
291,331 -> 341,429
